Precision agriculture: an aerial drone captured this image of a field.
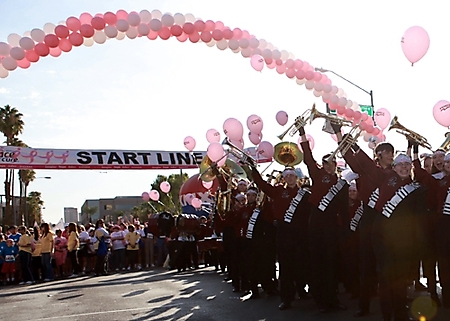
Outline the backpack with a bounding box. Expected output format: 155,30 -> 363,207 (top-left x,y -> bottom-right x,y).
97,236 -> 108,256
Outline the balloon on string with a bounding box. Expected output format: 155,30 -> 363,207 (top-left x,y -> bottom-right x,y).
185,193 -> 195,205
191,197 -> 202,209
207,142 -> 224,162
248,132 -> 262,145
297,134 -> 315,152
401,26 -> 430,66
141,192 -> 150,202
149,190 -> 160,201
250,54 -> 264,72
374,108 -> 391,130
206,128 -> 221,143
217,151 -> 228,167
257,141 -> 274,159
202,180 -> 213,190
223,117 -> 244,141
246,114 -> 263,134
183,136 -> 196,152
276,111 -> 288,126
160,181 -> 171,193
433,100 -> 450,127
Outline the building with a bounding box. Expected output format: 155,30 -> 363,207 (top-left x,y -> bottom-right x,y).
80,196 -> 143,225
64,207 -> 79,223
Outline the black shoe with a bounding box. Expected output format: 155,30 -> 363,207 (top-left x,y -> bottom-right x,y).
278,302 -> 291,310
242,290 -> 252,296
299,293 -> 312,300
330,303 -> 347,311
354,309 -> 369,317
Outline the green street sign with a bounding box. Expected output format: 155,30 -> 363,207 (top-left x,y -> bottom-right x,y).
359,105 -> 374,117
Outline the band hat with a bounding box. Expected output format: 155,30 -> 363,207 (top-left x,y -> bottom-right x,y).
349,182 -> 357,191
435,149 -> 446,156
246,189 -> 258,195
393,153 -> 412,166
445,153 -> 450,161
282,168 -> 297,177
237,179 -> 248,186
235,193 -> 246,200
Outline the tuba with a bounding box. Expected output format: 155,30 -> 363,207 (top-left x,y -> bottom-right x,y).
273,141 -> 303,166
440,132 -> 450,151
388,116 -> 432,150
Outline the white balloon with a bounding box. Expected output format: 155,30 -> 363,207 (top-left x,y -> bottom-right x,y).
228,39 -> 240,50
266,42 -> 275,50
23,30 -> 31,37
313,90 -> 323,97
7,33 -> 21,47
93,31 -> 107,44
116,32 -> 126,40
137,23 -> 150,36
216,39 -> 228,50
151,10 -> 162,20
296,78 -> 306,85
126,27 -> 138,39
352,101 -> 360,111
241,47 -> 252,57
346,100 -> 353,108
139,10 -> 152,23
19,37 -> 35,50
184,13 -> 195,22
305,80 -> 315,90
1,57 -> 17,71
104,25 -> 118,38
231,48 -> 241,53
272,49 -> 281,60
161,14 -> 174,27
0,66 -> 9,78
206,40 -> 216,47
30,28 -> 45,42
83,37 -> 94,47
280,50 -> 289,60
43,22 -> 56,34
0,42 -> 11,56
258,38 -> 267,49
173,13 -> 186,25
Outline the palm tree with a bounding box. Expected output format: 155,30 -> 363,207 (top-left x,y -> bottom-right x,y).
0,105 -> 25,226
27,191 -> 44,225
19,169 -> 36,226
82,206 -> 98,224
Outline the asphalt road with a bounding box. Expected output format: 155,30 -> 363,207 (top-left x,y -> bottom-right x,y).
0,267 -> 448,321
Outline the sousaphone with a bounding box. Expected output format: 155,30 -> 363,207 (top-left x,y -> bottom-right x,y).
199,155 -> 247,182
273,142 -> 303,166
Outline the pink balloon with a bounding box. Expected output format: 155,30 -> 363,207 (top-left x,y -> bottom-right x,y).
223,118 -> 244,141
79,24 -> 95,38
58,38 -> 72,52
276,111 -> 288,126
246,114 -> 263,134
250,54 -> 264,72
91,17 -> 106,30
202,180 -> 213,190
401,26 -> 430,66
361,112 -> 369,121
257,141 -> 274,159
69,32 -> 83,46
297,134 -> 315,152
103,12 -> 117,25
66,17 -> 81,31
374,108 -> 391,130
25,50 -> 39,62
185,193 -> 195,205
17,58 -> 30,69
34,43 -> 50,57
44,34 -> 59,48
207,142 -> 224,162
433,100 -> 450,127
55,25 -> 70,39
217,152 -> 228,167
191,197 -> 202,209
372,127 -> 381,136
344,109 -> 355,119
206,128 -> 221,143
142,192 -> 150,202
149,190 -> 160,201
160,181 -> 171,193
230,138 -> 244,150
183,136 -> 196,152
248,132 -> 262,145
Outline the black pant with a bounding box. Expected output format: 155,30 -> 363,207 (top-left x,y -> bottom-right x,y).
436,216 -> 450,306
31,256 -> 41,281
68,250 -> 81,274
19,251 -> 33,282
95,253 -> 107,275
230,237 -> 251,291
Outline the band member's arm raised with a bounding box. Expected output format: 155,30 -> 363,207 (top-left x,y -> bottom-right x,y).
251,166 -> 277,198
299,126 -> 320,178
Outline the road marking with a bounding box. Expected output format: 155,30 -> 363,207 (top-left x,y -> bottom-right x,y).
32,304 -> 183,320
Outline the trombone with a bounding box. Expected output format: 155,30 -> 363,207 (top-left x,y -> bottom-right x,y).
388,116 -> 432,150
278,103 -> 353,140
325,124 -> 362,163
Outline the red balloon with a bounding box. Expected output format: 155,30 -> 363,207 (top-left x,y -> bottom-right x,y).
189,33 -> 200,43
147,30 -> 158,40
44,34 -> 59,48
222,28 -> 233,39
68,32 -> 83,46
211,29 -> 223,41
34,43 -> 50,57
25,50 -> 39,62
182,22 -> 195,34
55,25 -> 70,38
158,27 -> 171,40
79,24 -> 95,38
91,17 -> 106,30
116,9 -> 128,20
103,12 -> 117,25
66,17 -> 81,31
205,20 -> 215,32
233,28 -> 243,39
194,20 -> 205,32
17,58 -> 30,69
58,38 -> 72,52
200,31 -> 212,42
170,25 -> 183,37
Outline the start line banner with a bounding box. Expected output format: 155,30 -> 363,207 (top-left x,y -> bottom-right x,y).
0,146 -> 271,170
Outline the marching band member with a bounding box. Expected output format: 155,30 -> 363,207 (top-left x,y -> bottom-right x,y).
251,165 -> 309,310
299,126 -> 349,313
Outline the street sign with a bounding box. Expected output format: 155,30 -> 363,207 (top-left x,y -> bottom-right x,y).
359,105 -> 374,117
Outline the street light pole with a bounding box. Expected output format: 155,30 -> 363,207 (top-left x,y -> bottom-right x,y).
315,67 -> 374,108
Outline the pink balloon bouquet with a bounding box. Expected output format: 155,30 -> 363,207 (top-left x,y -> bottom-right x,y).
433,100 -> 450,127
246,114 -> 263,134
160,181 -> 171,193
183,136 -> 196,152
223,118 -> 244,141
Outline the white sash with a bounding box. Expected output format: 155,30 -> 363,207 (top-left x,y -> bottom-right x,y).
367,188 -> 379,209
442,187 -> 450,215
350,201 -> 364,231
381,183 -> 420,218
318,179 -> 347,212
433,172 -> 445,179
283,189 -> 310,223
246,209 -> 261,239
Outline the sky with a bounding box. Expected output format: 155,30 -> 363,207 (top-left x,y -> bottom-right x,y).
0,0 -> 449,224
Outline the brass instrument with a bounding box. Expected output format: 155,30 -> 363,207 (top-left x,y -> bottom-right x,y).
222,137 -> 257,168
277,103 -> 353,140
326,124 -> 362,163
388,116 -> 432,150
273,141 -> 303,166
440,132 -> 450,151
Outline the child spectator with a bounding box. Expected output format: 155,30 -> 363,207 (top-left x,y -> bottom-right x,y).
125,225 -> 140,271
1,239 -> 18,284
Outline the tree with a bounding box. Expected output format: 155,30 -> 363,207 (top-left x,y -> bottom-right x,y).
0,105 -> 25,227
27,191 -> 44,225
19,169 -> 36,226
82,206 -> 98,224
149,173 -> 189,214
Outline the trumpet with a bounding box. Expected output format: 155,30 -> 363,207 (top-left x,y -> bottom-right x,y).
325,124 -> 362,163
388,116 -> 432,150
277,103 -> 353,140
222,137 -> 257,168
440,132 -> 450,151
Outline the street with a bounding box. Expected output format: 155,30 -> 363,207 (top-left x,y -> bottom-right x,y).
0,266 -> 448,321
